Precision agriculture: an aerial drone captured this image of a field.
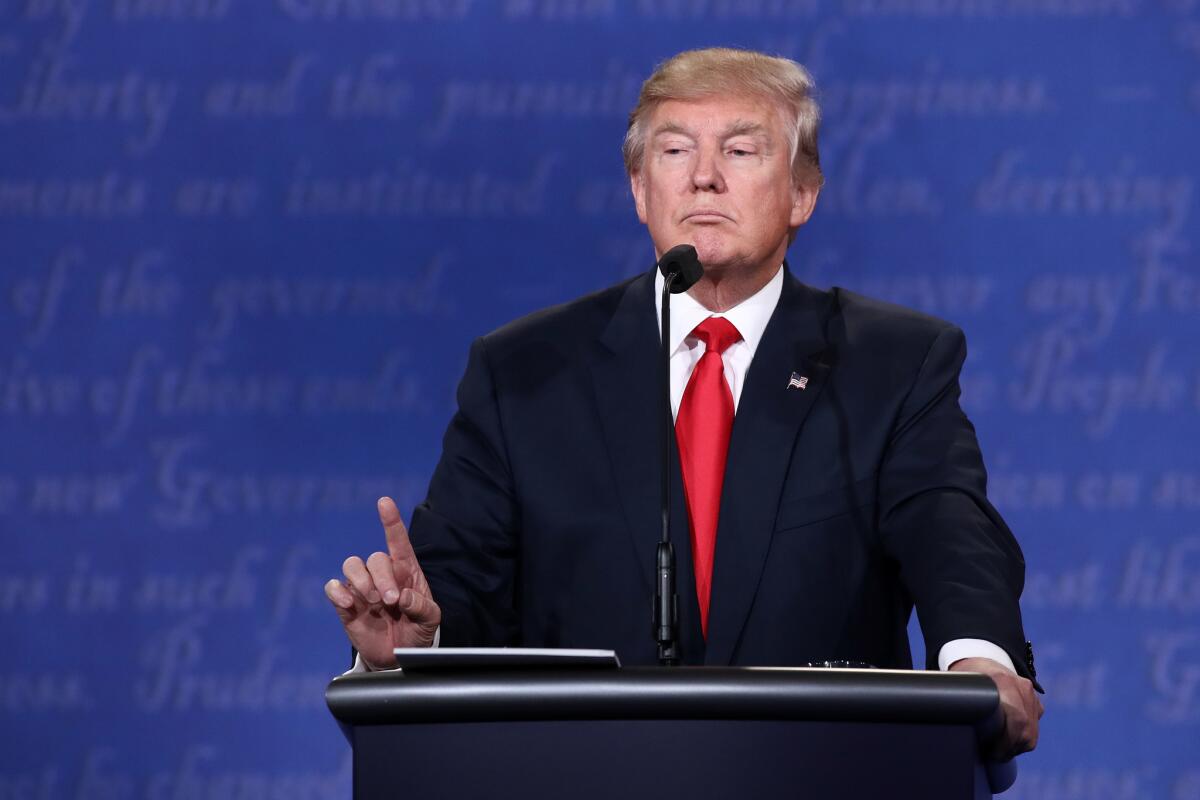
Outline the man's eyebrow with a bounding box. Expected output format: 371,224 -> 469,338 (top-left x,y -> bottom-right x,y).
651,122 -> 697,138
651,119 -> 772,140
650,119 -> 774,147
721,120 -> 770,139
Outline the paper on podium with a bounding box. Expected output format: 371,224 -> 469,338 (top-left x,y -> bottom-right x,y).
392,647 -> 620,670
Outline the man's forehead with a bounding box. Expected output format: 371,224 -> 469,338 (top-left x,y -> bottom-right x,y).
649,96 -> 784,137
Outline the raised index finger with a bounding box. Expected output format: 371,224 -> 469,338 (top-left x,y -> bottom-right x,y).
377,496 -> 417,563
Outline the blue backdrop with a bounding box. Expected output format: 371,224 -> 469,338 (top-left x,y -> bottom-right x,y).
2,3 -> 1198,797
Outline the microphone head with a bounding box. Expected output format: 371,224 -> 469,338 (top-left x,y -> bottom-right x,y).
657,245 -> 704,293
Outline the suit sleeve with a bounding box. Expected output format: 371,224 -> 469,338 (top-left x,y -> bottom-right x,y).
876,325 -> 1039,687
408,336 -> 521,647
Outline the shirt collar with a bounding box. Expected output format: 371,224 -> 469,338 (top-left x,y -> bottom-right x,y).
654,264 -> 784,357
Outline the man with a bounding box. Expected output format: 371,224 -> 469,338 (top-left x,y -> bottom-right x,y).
324,48 -> 1043,757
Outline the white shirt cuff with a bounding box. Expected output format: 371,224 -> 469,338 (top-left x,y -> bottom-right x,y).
341,625 -> 441,676
937,638 -> 1017,674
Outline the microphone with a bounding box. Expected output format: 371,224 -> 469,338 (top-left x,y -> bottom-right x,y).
658,244 -> 703,293
653,244 -> 704,666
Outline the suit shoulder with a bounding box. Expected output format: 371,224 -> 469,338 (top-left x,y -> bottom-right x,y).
478,273 -> 641,356
827,286 -> 962,355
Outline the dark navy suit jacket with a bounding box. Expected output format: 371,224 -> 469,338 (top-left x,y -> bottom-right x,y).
410,267 -> 1035,679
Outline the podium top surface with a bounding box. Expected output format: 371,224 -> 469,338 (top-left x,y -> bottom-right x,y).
326,666 -> 1001,736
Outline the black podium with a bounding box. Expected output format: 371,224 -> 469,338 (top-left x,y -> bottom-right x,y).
326,666 -> 1012,799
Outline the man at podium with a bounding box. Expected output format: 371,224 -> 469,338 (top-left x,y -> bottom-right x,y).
323,47 -> 1043,760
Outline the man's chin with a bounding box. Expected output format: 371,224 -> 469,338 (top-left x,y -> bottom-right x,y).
692,248 -> 749,276
690,243 -> 736,271
652,236 -> 761,276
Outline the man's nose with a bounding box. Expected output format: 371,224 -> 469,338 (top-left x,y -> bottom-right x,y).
690,146 -> 725,192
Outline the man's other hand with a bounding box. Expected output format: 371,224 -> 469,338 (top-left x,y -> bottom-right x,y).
324,497 -> 442,670
950,656 -> 1044,760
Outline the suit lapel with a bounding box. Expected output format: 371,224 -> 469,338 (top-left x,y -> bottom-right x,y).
589,272 -> 661,594
589,271 -> 706,662
704,272 -> 835,665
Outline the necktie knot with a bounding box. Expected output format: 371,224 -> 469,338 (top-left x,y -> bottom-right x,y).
692,317 -> 742,356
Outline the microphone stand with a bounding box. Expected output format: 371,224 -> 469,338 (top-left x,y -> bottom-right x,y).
655,271 -> 680,666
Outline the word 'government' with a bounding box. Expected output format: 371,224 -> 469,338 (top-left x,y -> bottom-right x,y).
204,257 -> 447,338
151,437 -> 429,528
5,248 -> 449,345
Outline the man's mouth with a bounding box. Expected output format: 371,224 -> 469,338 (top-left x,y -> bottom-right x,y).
683,210 -> 731,222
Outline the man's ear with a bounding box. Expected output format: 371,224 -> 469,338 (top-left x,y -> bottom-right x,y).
630,171 -> 648,224
789,182 -> 819,228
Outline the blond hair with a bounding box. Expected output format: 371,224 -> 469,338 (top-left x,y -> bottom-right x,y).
622,47 -> 823,189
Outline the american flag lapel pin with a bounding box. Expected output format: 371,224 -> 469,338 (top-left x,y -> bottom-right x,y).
787,372 -> 809,390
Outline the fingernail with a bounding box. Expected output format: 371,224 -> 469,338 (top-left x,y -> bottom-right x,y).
399,589 -> 411,607
384,590 -> 399,604
368,590 -> 381,604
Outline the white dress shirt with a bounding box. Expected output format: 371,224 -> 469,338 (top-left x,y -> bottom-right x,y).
348,265 -> 1014,676
656,262 -> 784,420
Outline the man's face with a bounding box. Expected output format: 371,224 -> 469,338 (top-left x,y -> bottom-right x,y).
630,94 -> 818,276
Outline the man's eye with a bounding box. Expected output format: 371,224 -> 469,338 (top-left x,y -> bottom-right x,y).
729,148 -> 754,157
664,148 -> 686,155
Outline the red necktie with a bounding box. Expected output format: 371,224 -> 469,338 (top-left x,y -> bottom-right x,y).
675,316 -> 742,638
